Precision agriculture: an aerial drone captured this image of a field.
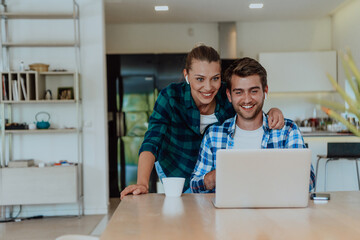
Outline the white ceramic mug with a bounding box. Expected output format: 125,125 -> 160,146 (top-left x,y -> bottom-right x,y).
28,123 -> 36,130
162,177 -> 185,197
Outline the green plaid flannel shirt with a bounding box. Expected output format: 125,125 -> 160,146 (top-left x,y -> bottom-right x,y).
140,82 -> 235,190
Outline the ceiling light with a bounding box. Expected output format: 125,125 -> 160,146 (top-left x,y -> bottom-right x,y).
155,6 -> 169,11
249,3 -> 264,9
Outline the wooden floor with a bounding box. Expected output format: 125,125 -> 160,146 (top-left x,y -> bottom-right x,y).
0,198 -> 120,240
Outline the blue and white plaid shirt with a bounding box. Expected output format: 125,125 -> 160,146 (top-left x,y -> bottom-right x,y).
190,112 -> 316,193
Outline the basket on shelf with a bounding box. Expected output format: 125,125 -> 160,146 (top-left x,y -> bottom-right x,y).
29,63 -> 49,72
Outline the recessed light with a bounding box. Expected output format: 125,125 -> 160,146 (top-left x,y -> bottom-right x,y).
249,3 -> 263,9
155,5 -> 169,11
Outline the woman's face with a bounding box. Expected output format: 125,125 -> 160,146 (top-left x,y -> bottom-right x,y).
184,59 -> 222,108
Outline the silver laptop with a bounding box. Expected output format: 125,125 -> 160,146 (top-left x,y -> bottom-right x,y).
213,149 -> 311,208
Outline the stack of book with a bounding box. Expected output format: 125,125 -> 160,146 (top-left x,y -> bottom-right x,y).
2,75 -> 8,100
8,159 -> 35,168
1,75 -> 28,101
12,80 -> 19,101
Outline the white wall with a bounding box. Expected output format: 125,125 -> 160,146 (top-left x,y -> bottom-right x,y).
2,0 -> 108,216
236,18 -> 332,59
332,0 -> 360,89
219,22 -> 237,58
106,23 -> 219,54
78,0 -> 108,215
106,19 -> 332,57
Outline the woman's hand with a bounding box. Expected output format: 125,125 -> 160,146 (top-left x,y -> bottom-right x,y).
120,151 -> 155,200
267,108 -> 285,129
120,184 -> 149,200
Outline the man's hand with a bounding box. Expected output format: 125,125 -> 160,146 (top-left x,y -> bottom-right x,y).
267,108 -> 284,129
120,184 -> 148,200
204,170 -> 216,190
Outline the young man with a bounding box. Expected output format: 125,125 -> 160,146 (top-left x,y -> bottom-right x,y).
190,57 -> 315,193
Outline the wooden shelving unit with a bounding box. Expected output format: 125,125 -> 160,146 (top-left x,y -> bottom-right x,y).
0,0 -> 83,217
0,12 -> 76,19
5,128 -> 78,134
2,42 -> 78,47
3,100 -> 77,104
0,71 -> 79,102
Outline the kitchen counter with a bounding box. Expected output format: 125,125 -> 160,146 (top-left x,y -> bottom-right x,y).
302,131 -> 355,137
302,135 -> 359,192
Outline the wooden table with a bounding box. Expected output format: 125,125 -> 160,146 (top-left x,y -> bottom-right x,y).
101,192 -> 360,240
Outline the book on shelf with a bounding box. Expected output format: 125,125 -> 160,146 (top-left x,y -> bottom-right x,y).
12,80 -> 19,101
8,159 -> 35,168
20,76 -> 28,100
2,75 -> 8,100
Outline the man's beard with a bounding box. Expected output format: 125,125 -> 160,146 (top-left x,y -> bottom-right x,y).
235,100 -> 264,121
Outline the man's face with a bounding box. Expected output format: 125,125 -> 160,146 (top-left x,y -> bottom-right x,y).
226,74 -> 268,122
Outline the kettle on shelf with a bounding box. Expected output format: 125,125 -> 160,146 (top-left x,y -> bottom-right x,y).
35,111 -> 51,129
45,89 -> 52,100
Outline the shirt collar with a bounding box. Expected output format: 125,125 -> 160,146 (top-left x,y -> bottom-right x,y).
228,111 -> 270,137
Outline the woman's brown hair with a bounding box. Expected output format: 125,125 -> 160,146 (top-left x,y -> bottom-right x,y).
184,44 -> 221,73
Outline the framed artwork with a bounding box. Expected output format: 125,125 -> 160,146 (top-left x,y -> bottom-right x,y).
58,87 -> 74,100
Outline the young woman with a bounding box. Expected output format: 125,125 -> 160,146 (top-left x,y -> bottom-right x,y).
120,45 -> 284,199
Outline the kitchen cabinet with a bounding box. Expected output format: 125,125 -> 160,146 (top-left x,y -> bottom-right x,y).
304,135 -> 360,192
0,166 -> 78,205
259,51 -> 337,92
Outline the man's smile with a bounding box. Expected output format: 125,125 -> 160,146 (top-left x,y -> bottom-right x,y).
241,104 -> 255,110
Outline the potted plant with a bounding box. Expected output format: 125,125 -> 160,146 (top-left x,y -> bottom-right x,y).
319,49 -> 360,137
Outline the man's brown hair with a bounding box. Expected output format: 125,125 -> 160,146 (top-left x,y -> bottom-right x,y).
224,57 -> 267,90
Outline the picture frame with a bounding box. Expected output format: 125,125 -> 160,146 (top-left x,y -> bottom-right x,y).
58,87 -> 74,100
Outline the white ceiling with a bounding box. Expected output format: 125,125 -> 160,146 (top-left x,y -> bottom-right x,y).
105,0 -> 351,24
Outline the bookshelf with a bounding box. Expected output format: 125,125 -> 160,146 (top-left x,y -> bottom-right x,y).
0,0 -> 83,217
1,71 -> 79,102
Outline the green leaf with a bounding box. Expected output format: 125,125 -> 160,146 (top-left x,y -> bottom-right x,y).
324,108 -> 360,137
345,51 -> 360,87
341,54 -> 360,102
327,74 -> 360,112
